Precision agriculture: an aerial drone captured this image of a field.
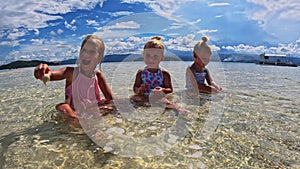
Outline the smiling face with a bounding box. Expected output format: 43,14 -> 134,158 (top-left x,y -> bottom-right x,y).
143,48 -> 164,69
79,38 -> 104,75
194,51 -> 211,66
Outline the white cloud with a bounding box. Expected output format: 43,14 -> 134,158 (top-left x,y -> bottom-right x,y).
165,34 -> 196,51
191,19 -> 202,24
105,36 -> 149,55
224,44 -> 266,54
249,0 -> 300,20
30,39 -> 45,45
0,0 -> 105,38
104,34 -> 222,55
7,29 -> 27,40
197,29 -> 218,35
109,11 -> 134,17
57,29 -> 64,35
50,31 -> 56,36
86,20 -> 100,27
71,19 -> 76,25
222,42 -> 300,55
64,21 -> 77,31
104,21 -> 141,30
247,0 -> 300,42
95,21 -> 141,39
162,22 -> 185,31
0,39 -> 23,47
208,2 -> 230,7
5,38 -> 77,62
34,29 -> 40,35
121,0 -> 195,19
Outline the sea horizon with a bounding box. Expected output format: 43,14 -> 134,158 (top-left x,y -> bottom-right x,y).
1,52 -> 300,70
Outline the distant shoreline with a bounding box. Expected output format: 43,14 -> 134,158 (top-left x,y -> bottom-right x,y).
1,53 -> 299,70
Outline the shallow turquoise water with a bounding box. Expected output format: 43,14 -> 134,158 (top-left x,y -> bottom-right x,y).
0,61 -> 299,168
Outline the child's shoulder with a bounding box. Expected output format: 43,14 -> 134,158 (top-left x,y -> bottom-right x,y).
66,66 -> 75,71
161,67 -> 168,72
137,67 -> 146,73
95,69 -> 105,77
63,66 -> 76,77
161,67 -> 171,75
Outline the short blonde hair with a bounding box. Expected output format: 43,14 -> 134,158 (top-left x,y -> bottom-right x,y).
144,36 -> 165,51
193,36 -> 212,55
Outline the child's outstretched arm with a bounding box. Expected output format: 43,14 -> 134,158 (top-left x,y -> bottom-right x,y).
34,63 -> 73,82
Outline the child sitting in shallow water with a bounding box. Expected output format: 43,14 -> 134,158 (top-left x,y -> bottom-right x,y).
34,35 -> 113,119
133,36 -> 172,96
132,36 -> 187,112
186,37 -> 223,94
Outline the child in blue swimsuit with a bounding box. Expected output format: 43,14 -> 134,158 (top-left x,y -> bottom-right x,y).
186,37 -> 223,94
133,36 -> 172,95
133,36 -> 187,112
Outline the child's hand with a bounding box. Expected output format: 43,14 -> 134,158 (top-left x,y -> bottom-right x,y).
152,87 -> 165,97
152,86 -> 162,92
216,86 -> 224,92
34,63 -> 50,80
219,87 -> 224,92
138,84 -> 149,95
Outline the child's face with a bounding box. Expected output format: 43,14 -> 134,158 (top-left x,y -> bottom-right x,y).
143,48 -> 163,68
79,39 -> 103,72
195,51 -> 211,66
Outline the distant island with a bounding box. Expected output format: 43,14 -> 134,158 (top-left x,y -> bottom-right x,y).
0,54 -> 182,70
1,53 -> 299,70
0,60 -> 60,70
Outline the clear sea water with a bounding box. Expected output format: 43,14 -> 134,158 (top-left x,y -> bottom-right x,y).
0,61 -> 299,168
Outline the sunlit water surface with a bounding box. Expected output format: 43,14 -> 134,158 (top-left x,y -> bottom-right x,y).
0,61 -> 299,168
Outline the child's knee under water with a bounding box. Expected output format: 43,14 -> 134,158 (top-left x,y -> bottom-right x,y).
130,94 -> 190,113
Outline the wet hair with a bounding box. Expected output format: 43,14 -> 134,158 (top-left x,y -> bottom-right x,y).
81,34 -> 105,58
80,34 -> 105,70
144,36 -> 165,51
193,36 -> 212,55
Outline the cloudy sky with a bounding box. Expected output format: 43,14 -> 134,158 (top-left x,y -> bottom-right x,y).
1,0 -> 300,65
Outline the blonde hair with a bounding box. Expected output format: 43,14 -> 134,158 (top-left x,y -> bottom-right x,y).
144,36 -> 165,51
193,36 -> 212,55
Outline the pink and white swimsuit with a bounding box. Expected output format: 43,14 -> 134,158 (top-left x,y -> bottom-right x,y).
65,71 -> 102,114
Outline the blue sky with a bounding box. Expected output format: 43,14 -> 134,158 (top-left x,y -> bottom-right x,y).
1,0 -> 300,65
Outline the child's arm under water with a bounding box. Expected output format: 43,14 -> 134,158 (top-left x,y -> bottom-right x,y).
205,69 -> 223,91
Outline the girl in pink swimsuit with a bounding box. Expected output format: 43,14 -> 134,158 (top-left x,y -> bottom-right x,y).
34,35 -> 113,119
